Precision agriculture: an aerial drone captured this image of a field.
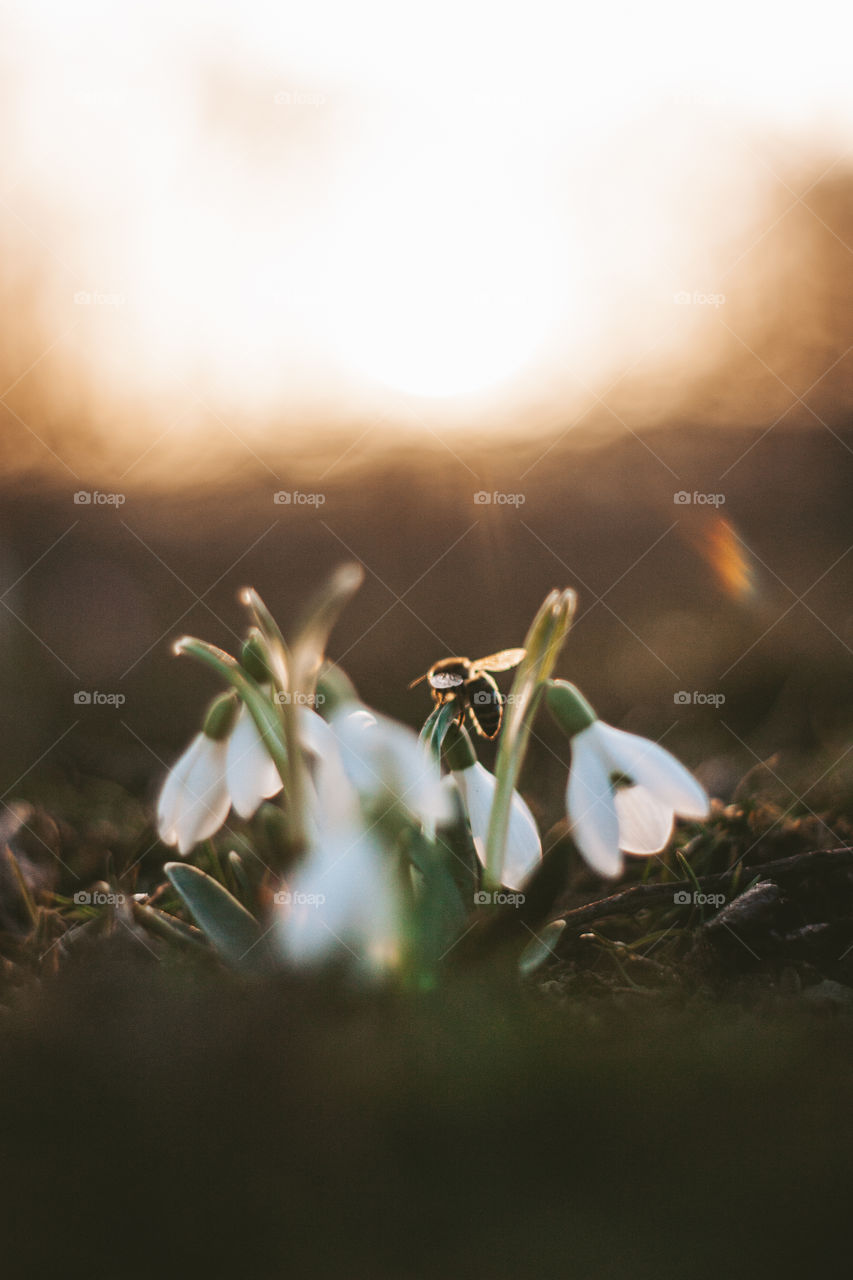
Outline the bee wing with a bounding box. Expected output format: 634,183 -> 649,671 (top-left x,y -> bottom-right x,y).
428,671 -> 466,690
472,647 -> 526,674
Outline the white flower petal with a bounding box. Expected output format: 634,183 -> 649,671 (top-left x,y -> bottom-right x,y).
453,762 -> 542,890
174,736 -> 231,855
156,736 -> 200,845
299,708 -> 361,829
613,784 -> 674,854
299,706 -> 350,758
278,824 -> 401,975
225,703 -> 282,819
567,729 -> 623,877
504,789 -> 543,889
452,761 -> 493,861
597,723 -> 710,820
331,707 -> 451,826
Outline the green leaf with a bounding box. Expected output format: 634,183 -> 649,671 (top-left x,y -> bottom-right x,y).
518,920 -> 566,977
404,829 -> 468,979
483,587 -> 576,889
434,784 -> 481,907
291,563 -> 364,695
131,900 -> 207,950
238,587 -> 292,693
165,862 -> 276,971
419,699 -> 460,759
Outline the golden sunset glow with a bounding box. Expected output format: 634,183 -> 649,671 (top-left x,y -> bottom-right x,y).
1,0 -> 853,465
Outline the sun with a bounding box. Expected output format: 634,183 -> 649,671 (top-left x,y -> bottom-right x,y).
326,122 -> 559,399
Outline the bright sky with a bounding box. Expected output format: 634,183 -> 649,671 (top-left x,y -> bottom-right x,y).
2,0 -> 852,425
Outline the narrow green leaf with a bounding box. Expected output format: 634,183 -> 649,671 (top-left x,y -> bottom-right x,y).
434,784 -> 481,907
131,900 -> 207,949
519,919 -> 566,977
419,699 -> 460,759
291,563 -> 364,695
404,829 -> 468,976
165,862 -> 275,971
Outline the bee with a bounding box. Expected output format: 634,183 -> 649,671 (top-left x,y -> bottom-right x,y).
409,649 -> 526,739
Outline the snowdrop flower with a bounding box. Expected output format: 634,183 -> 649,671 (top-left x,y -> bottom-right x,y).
279,708 -> 406,975
276,820 -> 403,977
443,724 -> 541,889
547,680 -> 710,878
278,703 -> 456,975
298,705 -> 363,840
157,693 -> 238,855
225,695 -> 283,819
158,687 -> 357,855
330,706 -> 452,829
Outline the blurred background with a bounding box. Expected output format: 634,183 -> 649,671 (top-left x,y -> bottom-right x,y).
1,0 -> 852,832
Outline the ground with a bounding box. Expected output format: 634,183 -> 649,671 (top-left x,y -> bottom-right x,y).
0,779 -> 852,1277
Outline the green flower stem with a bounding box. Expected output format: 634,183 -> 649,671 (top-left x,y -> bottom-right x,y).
482,588 -> 576,891
238,590 -> 310,860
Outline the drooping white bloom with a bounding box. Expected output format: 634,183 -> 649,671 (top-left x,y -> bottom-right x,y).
567,720 -> 709,877
277,703 -> 456,975
225,700 -> 283,819
330,706 -> 452,828
156,733 -> 231,856
298,706 -> 362,842
158,701 -> 356,857
276,821 -> 402,977
452,761 -> 541,890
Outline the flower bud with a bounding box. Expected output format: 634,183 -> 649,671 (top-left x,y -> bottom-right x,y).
202,690 -> 240,741
240,631 -> 273,683
546,680 -> 597,739
442,721 -> 477,771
